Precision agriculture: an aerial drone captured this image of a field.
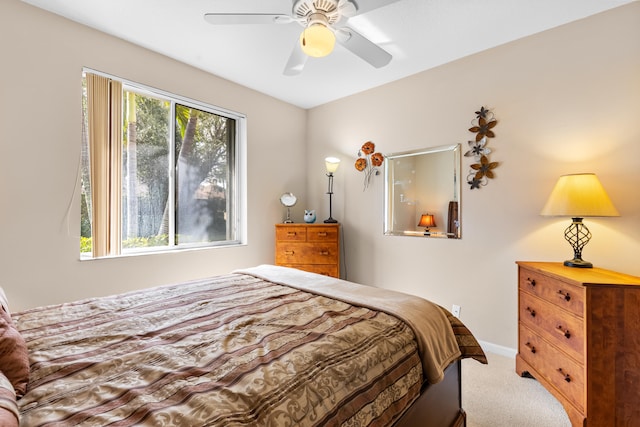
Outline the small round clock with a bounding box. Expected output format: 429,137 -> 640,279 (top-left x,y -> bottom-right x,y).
280,192 -> 297,223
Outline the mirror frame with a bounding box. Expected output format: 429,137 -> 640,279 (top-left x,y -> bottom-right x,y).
383,144 -> 461,238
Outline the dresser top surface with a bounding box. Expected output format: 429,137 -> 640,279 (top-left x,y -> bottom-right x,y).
276,223 -> 340,227
517,261 -> 640,286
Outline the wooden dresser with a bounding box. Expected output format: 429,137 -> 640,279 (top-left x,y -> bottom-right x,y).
275,223 -> 340,278
516,261 -> 640,427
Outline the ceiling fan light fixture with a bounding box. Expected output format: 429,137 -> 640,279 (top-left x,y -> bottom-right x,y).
300,23 -> 335,58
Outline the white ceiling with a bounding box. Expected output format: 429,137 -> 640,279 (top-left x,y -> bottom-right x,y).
22,0 -> 634,109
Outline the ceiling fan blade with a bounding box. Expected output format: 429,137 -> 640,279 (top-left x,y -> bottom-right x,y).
333,0 -> 357,27
350,0 -> 402,16
336,27 -> 392,68
204,13 -> 293,25
283,41 -> 307,76
338,0 -> 357,17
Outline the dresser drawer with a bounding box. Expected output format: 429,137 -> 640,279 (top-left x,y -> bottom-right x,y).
306,226 -> 339,242
519,269 -> 585,317
275,242 -> 339,265
275,226 -> 307,242
519,324 -> 585,412
519,291 -> 584,363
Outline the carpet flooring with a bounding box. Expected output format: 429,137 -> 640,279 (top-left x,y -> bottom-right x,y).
462,352 -> 571,427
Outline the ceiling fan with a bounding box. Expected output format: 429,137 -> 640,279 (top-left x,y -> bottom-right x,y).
204,0 -> 401,76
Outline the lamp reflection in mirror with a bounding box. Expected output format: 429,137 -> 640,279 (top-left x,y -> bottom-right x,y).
540,173 -> 619,268
418,214 -> 436,235
324,157 -> 340,223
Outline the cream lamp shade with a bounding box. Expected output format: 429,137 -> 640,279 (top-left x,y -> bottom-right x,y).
325,157 -> 340,174
540,173 -> 619,217
300,24 -> 336,58
540,173 -> 619,268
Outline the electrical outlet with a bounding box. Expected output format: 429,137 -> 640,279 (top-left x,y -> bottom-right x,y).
451,304 -> 461,318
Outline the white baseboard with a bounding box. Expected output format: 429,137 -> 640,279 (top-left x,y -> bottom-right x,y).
478,340 -> 517,359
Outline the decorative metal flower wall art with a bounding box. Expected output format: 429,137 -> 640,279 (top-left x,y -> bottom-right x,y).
464,106 -> 499,189
355,140 -> 384,191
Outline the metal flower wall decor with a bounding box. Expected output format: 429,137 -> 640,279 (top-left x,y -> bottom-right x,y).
465,106 -> 499,189
355,141 -> 384,191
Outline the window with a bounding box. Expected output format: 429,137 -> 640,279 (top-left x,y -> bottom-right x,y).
81,70 -> 245,258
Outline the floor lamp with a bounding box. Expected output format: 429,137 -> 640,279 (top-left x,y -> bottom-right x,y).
324,157 -> 340,223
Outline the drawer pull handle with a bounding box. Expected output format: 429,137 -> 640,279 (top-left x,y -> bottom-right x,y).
284,251 -> 295,256
557,368 -> 572,383
525,342 -> 536,354
319,251 -> 329,256
287,232 -> 297,237
526,307 -> 536,317
556,325 -> 571,339
526,278 -> 536,287
317,232 -> 328,237
557,290 -> 571,301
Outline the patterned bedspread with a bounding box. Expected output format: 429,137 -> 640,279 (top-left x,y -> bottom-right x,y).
12,266 -> 481,426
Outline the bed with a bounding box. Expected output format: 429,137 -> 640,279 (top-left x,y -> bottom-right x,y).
0,265 -> 486,426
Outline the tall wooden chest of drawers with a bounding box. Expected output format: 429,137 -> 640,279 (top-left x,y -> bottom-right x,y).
275,223 -> 340,278
516,261 -> 640,427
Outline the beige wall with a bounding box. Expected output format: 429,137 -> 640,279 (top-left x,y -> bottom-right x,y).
2,0 -> 638,352
0,0 -> 307,311
307,2 -> 640,351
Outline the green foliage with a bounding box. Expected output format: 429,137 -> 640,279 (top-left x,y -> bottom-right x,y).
135,95 -> 171,186
80,192 -> 91,238
122,234 -> 169,248
80,236 -> 92,253
80,235 -> 171,254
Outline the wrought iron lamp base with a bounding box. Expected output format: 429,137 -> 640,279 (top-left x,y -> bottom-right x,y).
564,258 -> 593,268
563,217 -> 593,268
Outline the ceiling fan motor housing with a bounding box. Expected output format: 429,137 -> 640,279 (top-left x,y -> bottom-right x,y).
293,0 -> 341,25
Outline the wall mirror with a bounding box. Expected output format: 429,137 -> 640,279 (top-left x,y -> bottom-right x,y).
383,144 -> 461,238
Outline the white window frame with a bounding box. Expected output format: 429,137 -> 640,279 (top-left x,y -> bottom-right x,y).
82,68 -> 247,259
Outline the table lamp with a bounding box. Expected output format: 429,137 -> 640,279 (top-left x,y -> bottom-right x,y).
418,214 -> 436,235
540,173 -> 619,268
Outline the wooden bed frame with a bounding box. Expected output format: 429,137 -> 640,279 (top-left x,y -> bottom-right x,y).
395,360 -> 466,427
